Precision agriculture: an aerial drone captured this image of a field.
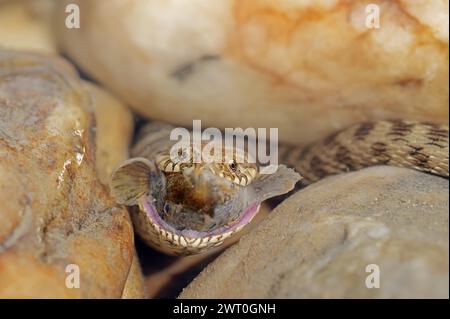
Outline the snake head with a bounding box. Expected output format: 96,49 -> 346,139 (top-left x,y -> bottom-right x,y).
110,157 -> 301,255
155,143 -> 258,186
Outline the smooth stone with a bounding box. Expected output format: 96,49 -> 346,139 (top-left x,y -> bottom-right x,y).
179,167 -> 449,298
0,0 -> 56,53
84,82 -> 134,187
55,0 -> 448,144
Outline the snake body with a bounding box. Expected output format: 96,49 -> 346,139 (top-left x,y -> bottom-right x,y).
280,120 -> 449,184
111,120 -> 449,255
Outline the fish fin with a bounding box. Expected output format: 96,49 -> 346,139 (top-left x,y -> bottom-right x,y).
110,157 -> 154,206
252,165 -> 302,202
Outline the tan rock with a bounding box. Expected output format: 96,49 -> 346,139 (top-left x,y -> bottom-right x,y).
84,82 -> 134,187
0,0 -> 56,53
0,49 -> 143,298
55,0 -> 448,144
121,250 -> 146,299
179,167 -> 449,298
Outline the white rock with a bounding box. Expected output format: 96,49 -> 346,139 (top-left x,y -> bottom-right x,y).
55,0 -> 448,144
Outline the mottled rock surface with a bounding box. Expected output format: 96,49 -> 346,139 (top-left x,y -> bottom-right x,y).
180,167 -> 449,298
55,0 -> 448,145
84,82 -> 134,187
0,49 -> 143,298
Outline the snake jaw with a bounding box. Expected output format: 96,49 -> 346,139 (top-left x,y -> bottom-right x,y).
135,196 -> 261,255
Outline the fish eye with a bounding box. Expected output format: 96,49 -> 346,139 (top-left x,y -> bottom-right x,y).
229,160 -> 237,171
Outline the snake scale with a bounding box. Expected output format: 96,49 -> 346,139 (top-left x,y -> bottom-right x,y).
280,120 -> 449,184
111,120 -> 449,255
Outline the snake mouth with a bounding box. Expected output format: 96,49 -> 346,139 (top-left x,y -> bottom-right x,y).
140,197 -> 260,239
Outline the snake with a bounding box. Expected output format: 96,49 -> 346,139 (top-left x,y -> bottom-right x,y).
110,120 -> 449,256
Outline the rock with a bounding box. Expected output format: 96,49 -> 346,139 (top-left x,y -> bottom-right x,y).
179,167 -> 449,298
0,0 -> 56,53
0,49 -> 143,298
121,249 -> 146,299
55,0 -> 448,144
84,82 -> 134,187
